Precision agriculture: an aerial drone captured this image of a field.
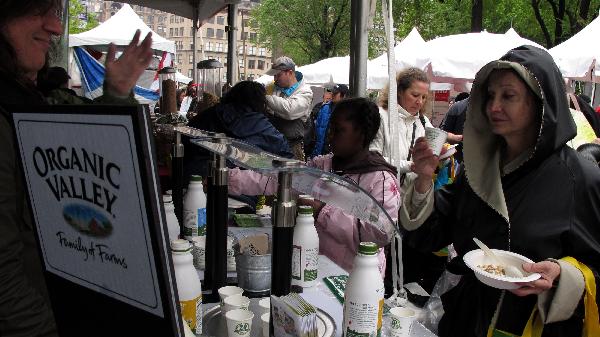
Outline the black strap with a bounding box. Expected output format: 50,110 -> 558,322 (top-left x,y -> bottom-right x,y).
406,122 -> 418,162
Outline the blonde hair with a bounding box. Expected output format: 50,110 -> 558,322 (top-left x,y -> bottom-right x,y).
379,67 -> 430,110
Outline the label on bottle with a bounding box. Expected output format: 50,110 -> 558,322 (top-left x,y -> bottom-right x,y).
304,247 -> 319,281
292,245 -> 301,280
183,209 -> 198,238
180,294 -> 202,334
197,208 -> 207,236
343,298 -> 383,337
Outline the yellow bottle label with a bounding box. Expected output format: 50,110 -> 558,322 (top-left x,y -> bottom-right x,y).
180,295 -> 202,334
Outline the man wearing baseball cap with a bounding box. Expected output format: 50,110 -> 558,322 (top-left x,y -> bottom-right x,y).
265,56 -> 313,160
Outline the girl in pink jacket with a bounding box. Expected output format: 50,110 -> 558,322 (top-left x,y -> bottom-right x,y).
228,98 -> 400,274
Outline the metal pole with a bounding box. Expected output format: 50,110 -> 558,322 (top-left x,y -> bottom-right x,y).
192,4 -> 199,85
226,4 -> 239,86
349,0 -> 368,97
204,137 -> 229,303
270,160 -> 298,336
172,133 -> 185,229
54,0 -> 69,70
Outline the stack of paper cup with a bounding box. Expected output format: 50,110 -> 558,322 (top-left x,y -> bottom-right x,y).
223,294 -> 251,313
218,286 -> 244,309
389,307 -> 416,337
225,309 -> 254,337
425,127 -> 448,156
258,297 -> 270,315
261,313 -> 269,337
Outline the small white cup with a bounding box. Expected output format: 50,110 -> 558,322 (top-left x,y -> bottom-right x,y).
191,236 -> 206,270
225,308 -> 254,337
261,312 -> 270,337
425,127 -> 448,156
218,286 -> 244,308
258,297 -> 270,315
389,307 -> 416,337
223,294 -> 251,313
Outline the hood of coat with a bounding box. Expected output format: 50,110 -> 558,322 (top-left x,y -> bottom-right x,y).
217,103 -> 273,138
463,45 -> 576,221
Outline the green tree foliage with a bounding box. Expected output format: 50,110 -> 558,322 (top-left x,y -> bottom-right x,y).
251,0 -> 599,65
250,0 -> 351,65
69,0 -> 99,34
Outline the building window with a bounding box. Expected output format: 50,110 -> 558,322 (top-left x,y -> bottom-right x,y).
189,55 -> 193,64
207,17 -> 215,24
248,60 -> 255,69
248,46 -> 256,55
259,48 -> 266,56
206,28 -> 214,38
180,27 -> 184,36
205,42 -> 212,51
241,32 -> 248,40
216,29 -> 224,39
238,59 -> 244,67
169,28 -> 173,36
170,15 -> 174,23
147,15 -> 153,22
216,43 -> 223,52
242,19 -> 248,27
177,54 -> 182,64
257,60 -> 265,70
217,16 -> 225,25
188,69 -> 193,78
238,45 -> 244,54
249,32 -> 257,40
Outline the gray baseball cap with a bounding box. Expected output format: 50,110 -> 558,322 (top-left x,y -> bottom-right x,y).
266,56 -> 296,75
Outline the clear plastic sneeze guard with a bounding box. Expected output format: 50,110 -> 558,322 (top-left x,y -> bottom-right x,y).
188,135 -> 398,238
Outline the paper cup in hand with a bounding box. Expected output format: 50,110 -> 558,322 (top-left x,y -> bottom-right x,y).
225,308 -> 254,337
258,297 -> 270,315
425,127 -> 448,156
223,294 -> 251,313
389,307 -> 416,337
218,286 -> 244,308
261,312 -> 269,337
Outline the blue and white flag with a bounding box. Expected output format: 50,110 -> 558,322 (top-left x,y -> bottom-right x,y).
73,47 -> 159,103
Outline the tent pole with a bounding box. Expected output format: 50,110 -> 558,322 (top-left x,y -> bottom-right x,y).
54,0 -> 70,71
192,3 -> 199,86
226,4 -> 239,87
350,0 -> 368,97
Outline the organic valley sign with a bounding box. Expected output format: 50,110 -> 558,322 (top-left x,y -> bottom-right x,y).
13,112 -> 164,317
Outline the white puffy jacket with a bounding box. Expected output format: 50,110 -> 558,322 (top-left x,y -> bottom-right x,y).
369,105 -> 432,174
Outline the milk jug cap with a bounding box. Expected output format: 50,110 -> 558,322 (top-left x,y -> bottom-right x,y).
298,205 -> 313,215
163,194 -> 173,203
358,242 -> 378,255
190,175 -> 203,182
171,239 -> 192,252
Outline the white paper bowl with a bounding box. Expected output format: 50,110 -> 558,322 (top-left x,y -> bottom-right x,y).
463,249 -> 541,289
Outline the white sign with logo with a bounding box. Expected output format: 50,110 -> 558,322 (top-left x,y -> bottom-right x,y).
14,112 -> 164,317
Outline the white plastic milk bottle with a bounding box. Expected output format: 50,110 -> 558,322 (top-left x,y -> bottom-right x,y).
171,239 -> 203,335
163,194 -> 180,242
292,205 -> 319,287
342,242 -> 384,337
183,175 -> 207,239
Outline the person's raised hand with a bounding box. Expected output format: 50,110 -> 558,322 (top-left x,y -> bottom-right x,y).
105,30 -> 153,97
410,137 -> 441,193
510,261 -> 561,296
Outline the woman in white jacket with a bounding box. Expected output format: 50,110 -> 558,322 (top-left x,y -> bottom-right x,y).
370,68 -> 432,184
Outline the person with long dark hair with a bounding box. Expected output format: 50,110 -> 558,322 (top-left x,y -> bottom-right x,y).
0,1 -> 152,335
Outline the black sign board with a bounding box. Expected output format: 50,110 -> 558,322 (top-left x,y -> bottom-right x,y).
11,105 -> 182,337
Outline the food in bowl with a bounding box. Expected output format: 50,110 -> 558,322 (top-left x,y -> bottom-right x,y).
478,264 -> 506,276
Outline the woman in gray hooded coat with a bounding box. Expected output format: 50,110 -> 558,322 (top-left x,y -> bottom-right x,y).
400,45 -> 600,336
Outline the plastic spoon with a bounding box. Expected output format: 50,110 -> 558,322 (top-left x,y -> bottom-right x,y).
472,238 -> 524,278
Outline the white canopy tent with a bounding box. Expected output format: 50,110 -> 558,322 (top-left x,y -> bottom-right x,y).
549,15 -> 600,82
70,4 -> 176,54
421,28 -> 545,83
